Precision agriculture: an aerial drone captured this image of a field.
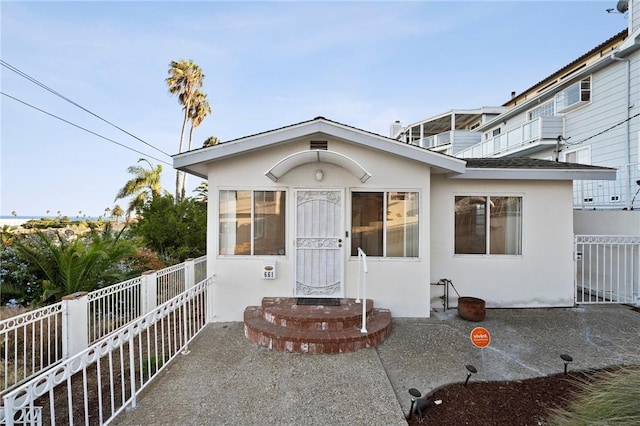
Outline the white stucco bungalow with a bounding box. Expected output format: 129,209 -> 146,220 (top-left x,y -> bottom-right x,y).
174,117 -> 616,321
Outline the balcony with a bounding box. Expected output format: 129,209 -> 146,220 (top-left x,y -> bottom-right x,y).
457,116 -> 564,158
408,130 -> 480,153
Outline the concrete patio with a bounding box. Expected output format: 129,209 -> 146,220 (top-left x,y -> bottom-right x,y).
112,304 -> 640,426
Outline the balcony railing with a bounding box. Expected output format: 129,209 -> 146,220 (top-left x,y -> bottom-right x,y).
408,130 -> 480,151
458,116 -> 563,158
573,163 -> 640,210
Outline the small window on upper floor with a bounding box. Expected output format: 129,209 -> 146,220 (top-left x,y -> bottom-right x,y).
555,77 -> 591,112
528,100 -> 555,120
562,146 -> 591,165
485,127 -> 501,140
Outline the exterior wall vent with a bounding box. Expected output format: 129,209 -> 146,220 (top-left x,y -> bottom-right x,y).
310,140 -> 328,150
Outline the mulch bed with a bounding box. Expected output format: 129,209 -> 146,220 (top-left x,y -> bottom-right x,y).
407,368 -> 611,426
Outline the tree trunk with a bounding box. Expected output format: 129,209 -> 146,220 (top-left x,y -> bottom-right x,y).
175,103 -> 191,202
181,123 -> 196,200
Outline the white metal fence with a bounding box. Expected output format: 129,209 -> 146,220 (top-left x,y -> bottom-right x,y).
1,277 -> 212,426
575,235 -> 640,304
0,256 -> 206,398
0,304 -> 64,397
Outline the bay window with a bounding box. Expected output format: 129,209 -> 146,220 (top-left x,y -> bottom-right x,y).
455,196 -> 522,255
219,190 -> 286,255
351,191 -> 419,257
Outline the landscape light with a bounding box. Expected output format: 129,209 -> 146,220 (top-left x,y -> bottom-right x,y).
464,364 -> 477,386
560,354 -> 573,375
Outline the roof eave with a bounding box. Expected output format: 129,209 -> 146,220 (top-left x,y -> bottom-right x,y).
476,54 -> 618,132
173,118 -> 467,176
449,168 -> 617,181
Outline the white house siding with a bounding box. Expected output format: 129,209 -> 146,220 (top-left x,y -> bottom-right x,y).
430,176 -> 575,309
565,62 -> 628,166
206,137 -> 432,321
632,1 -> 640,33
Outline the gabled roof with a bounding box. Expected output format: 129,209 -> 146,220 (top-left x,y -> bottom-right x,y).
452,158 -> 617,181
173,117 -> 616,182
173,116 -> 467,178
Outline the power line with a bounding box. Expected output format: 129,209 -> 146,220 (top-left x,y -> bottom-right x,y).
565,111 -> 640,146
1,91 -> 172,166
0,59 -> 173,158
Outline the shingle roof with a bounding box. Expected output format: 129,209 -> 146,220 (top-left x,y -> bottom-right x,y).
465,157 -> 615,171
504,29 -> 627,106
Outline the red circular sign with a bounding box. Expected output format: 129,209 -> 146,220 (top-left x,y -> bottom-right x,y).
470,327 -> 491,348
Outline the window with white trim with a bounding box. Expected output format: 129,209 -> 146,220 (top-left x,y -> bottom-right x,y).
562,146 -> 590,164
555,77 -> 591,112
219,190 -> 286,255
455,196 -> 522,255
351,191 -> 419,257
528,100 -> 555,120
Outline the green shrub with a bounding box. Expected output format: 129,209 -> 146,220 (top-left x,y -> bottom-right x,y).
545,366 -> 640,425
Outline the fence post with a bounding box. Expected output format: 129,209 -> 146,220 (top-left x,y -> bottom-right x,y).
185,258 -> 195,290
206,276 -> 215,323
62,292 -> 89,359
141,270 -> 158,315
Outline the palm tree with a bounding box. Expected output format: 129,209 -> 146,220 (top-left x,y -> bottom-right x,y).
166,59 -> 205,202
181,90 -> 212,199
115,158 -> 167,217
111,205 -> 124,223
193,181 -> 208,203
203,136 -> 220,148
13,225 -> 136,302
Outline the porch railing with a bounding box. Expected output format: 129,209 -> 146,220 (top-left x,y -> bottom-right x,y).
356,247 -> 368,333
0,256 -> 206,397
1,277 -> 212,426
575,235 -> 640,304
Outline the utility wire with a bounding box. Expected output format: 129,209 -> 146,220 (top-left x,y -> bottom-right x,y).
1,91 -> 172,166
0,59 -> 172,158
565,111 -> 640,146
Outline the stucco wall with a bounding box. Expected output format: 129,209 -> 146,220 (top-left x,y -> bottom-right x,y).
430,176 -> 575,309
206,137 -> 433,321
573,210 -> 640,235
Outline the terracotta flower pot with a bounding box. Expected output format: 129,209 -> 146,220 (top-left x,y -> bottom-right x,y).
457,297 -> 486,321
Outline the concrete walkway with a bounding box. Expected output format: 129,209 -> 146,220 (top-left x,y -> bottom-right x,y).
112,305 -> 640,426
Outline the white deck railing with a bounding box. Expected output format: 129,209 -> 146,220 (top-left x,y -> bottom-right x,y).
1,277 -> 212,426
575,235 -> 640,304
356,248 -> 368,333
0,256 -> 207,398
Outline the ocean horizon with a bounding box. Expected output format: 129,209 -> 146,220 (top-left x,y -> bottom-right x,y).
1,215 -> 101,220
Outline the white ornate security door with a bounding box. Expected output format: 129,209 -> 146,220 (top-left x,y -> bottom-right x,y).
295,190 -> 344,297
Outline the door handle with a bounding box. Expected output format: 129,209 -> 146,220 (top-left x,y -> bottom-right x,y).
338,239 -> 342,243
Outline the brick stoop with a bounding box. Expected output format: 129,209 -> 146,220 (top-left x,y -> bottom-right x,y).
243,297 -> 392,354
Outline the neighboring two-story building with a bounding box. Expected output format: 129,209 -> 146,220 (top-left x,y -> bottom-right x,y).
394,1 -> 640,217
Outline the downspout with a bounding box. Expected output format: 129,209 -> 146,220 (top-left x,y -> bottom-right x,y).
612,54 -> 631,209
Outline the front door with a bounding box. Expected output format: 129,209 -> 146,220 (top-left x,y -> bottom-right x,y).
295,190 -> 344,297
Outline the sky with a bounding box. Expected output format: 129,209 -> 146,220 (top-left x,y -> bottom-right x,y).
0,0 -> 628,217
